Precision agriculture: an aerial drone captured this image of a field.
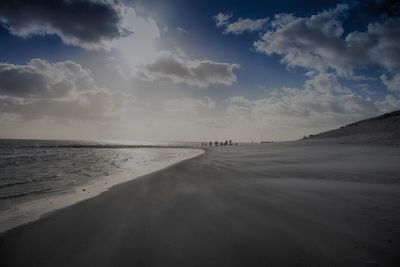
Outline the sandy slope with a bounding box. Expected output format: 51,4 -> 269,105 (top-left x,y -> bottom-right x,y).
303,110 -> 400,145
1,143 -> 399,267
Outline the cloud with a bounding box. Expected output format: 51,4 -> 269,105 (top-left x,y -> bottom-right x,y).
176,26 -> 189,34
137,52 -> 239,88
380,73 -> 400,92
0,59 -> 96,98
225,72 -> 396,133
0,0 -> 130,49
345,18 -> 400,71
0,59 -> 135,121
165,97 -> 215,114
214,12 -> 232,27
224,18 -> 268,35
254,4 -> 400,76
304,72 -> 350,94
214,12 -> 268,35
254,4 -> 356,76
105,6 -> 161,73
377,94 -> 400,112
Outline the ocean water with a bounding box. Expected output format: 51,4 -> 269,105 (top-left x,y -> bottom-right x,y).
0,139 -> 203,232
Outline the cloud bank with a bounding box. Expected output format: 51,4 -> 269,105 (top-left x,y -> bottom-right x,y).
0,59 -> 135,121
226,72 -> 398,135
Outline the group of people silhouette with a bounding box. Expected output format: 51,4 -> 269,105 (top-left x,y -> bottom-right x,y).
201,140 -> 237,147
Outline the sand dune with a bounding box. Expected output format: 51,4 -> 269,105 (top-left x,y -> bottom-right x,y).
302,110 -> 400,144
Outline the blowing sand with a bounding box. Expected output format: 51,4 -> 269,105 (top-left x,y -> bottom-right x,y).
1,142 -> 399,266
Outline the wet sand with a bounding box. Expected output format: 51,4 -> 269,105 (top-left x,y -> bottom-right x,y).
1,143 -> 400,266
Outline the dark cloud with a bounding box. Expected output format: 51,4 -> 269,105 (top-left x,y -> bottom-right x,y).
0,0 -> 126,48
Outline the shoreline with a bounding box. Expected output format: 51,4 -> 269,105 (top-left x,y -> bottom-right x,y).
1,143 -> 399,266
0,147 -> 204,234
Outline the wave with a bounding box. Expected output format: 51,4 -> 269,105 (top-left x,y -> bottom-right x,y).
0,179 -> 41,189
0,188 -> 53,200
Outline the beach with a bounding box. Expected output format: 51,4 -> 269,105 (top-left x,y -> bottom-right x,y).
1,142 -> 400,266
0,140 -> 204,233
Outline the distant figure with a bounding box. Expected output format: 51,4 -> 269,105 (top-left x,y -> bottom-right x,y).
215,141 -> 218,146
229,140 -> 232,146
224,140 -> 228,146
220,142 -> 224,146
204,142 -> 207,147
209,141 -> 212,147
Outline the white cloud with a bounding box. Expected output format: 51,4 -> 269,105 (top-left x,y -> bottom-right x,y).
254,4 -> 355,76
214,12 -> 268,35
224,18 -> 268,35
376,94 -> 400,112
107,6 -> 161,67
304,72 -> 350,94
380,73 -> 400,92
225,73 -> 396,137
0,58 -> 95,98
176,26 -> 189,34
254,5 -> 400,76
0,59 -> 135,121
165,97 -> 215,114
105,7 -> 240,89
346,18 -> 400,72
214,12 -> 232,27
137,52 -> 239,88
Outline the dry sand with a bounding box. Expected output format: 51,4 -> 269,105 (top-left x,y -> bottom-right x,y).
1,142 -> 400,266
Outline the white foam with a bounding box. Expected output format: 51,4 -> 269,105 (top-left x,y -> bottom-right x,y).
0,148 -> 204,233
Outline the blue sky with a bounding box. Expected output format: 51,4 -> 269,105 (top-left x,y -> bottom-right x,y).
0,0 -> 399,141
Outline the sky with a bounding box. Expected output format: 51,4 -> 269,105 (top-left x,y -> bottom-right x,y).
0,0 -> 399,142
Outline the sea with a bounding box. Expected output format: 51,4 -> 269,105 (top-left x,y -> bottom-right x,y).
0,139 -> 203,232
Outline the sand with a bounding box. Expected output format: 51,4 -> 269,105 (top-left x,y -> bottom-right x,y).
1,142 -> 400,266
0,148 -> 204,233
303,110 -> 400,145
